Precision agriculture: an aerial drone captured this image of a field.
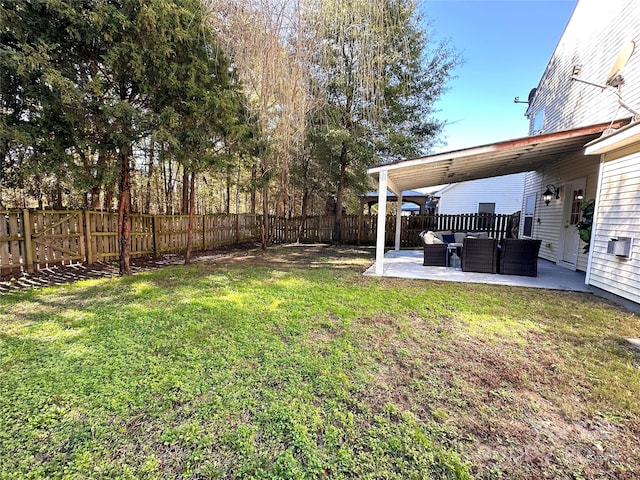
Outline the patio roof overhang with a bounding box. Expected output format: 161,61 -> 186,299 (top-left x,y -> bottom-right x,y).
368,120 -> 630,194
367,119 -> 631,275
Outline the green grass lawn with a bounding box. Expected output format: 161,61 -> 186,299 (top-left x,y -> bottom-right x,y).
1,245 -> 639,479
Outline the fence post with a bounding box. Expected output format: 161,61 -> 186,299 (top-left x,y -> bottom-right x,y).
201,214 -> 206,250
285,216 -> 289,243
22,209 -> 34,273
84,210 -> 94,264
76,209 -> 86,264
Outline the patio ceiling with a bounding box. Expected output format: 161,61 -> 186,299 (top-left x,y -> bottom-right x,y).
367,120 -> 630,193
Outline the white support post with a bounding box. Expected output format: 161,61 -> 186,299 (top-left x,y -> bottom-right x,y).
394,192 -> 403,251
374,171 -> 388,275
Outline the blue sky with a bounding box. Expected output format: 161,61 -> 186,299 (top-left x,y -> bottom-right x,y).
423,0 -> 578,152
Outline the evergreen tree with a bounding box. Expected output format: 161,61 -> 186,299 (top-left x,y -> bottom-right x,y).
0,1 -> 94,207
152,0 -> 254,263
1,0 -> 250,273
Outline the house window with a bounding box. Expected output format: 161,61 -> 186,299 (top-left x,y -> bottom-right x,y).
478,203 -> 495,215
523,194 -> 535,237
478,203 -> 495,229
532,109 -> 545,135
570,189 -> 583,224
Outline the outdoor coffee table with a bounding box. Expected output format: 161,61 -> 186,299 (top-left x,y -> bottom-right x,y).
447,244 -> 462,267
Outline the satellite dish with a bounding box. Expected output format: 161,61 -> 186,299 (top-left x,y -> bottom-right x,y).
606,40 -> 635,87
527,87 -> 537,104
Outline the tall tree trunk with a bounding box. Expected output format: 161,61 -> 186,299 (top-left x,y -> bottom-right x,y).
130,178 -> 138,213
145,138 -> 155,214
260,164 -> 269,250
181,168 -> 189,214
250,161 -> 257,214
297,154 -> 313,243
33,174 -> 43,209
55,176 -> 63,209
276,172 -> 286,218
117,148 -> 132,275
89,152 -> 108,210
236,162 -> 241,214
298,186 -> 310,244
162,150 -> 174,214
334,143 -> 348,244
104,187 -> 114,211
185,171 -> 196,264
235,162 -> 241,241
225,163 -> 231,214
90,185 -> 101,209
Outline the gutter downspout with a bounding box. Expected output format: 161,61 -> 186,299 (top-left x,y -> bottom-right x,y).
585,156 -> 605,285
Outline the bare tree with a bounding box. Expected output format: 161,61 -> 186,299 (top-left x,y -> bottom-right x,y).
309,0 -> 457,241
206,0 -> 318,246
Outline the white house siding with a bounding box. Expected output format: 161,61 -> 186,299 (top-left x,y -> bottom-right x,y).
437,173 -> 525,215
527,0 -> 640,135
521,150 -> 600,271
588,146 -> 640,304
522,0 -> 640,277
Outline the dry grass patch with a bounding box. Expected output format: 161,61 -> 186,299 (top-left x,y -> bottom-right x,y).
351,282 -> 639,480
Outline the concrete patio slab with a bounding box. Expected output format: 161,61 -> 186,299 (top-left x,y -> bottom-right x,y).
363,249 -> 591,292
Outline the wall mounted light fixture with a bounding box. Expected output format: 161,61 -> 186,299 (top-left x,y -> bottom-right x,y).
543,185 -> 560,206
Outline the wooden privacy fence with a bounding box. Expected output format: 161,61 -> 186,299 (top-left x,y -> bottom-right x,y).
267,213 -> 513,246
1,210 -> 513,275
1,209 -> 261,275
400,213 -> 514,247
0,210 -> 87,276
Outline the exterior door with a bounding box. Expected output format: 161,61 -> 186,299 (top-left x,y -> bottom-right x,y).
559,178 -> 586,270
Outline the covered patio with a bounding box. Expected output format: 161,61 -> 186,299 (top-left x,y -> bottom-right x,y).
364,249 -> 591,292
366,121 -> 625,278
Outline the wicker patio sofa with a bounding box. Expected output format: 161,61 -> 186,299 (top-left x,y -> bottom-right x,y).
497,238 -> 542,277
419,231 -> 449,267
461,237 -> 498,273
431,230 -> 489,250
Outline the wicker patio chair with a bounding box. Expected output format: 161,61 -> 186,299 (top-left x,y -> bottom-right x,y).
419,231 -> 449,267
498,239 -> 542,276
461,237 -> 497,273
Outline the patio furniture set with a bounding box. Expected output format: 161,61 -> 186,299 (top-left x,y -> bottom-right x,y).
419,230 -> 542,276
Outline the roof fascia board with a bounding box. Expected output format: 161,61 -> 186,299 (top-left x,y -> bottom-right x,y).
367,119 -> 631,176
584,122 -> 640,155
367,145 -> 497,174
